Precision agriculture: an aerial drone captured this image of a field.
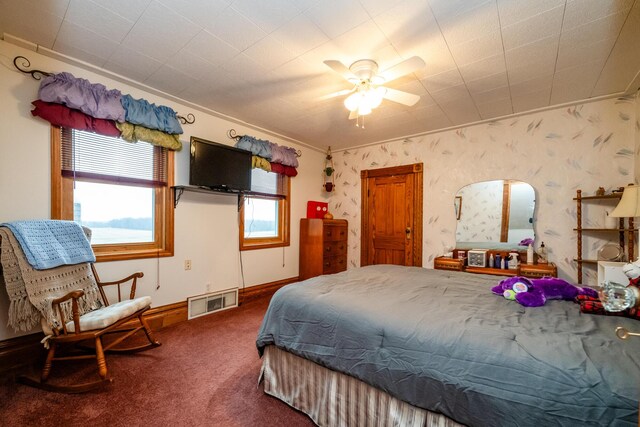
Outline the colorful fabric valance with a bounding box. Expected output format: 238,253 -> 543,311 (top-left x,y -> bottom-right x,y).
32,71 -> 184,150
121,95 -> 183,135
270,162 -> 298,177
31,100 -> 121,137
236,135 -> 299,176
252,155 -> 272,172
38,72 -> 125,122
237,135 -> 272,159
116,122 -> 182,151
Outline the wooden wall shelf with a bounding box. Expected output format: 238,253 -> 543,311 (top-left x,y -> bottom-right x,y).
574,189 -> 632,284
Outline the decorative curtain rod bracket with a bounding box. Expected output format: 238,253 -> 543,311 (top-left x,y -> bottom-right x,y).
227,128 -> 242,141
227,128 -> 301,157
13,56 -> 52,80
177,113 -> 195,125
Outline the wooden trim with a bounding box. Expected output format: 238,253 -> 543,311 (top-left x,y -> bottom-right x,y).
413,166 -> 423,267
361,173 -> 369,266
128,300 -> 186,331
239,276 -> 299,303
360,163 -> 422,179
0,333 -> 45,376
500,181 -> 511,242
240,175 -> 291,251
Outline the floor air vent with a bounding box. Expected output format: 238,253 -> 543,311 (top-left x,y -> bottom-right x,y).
188,288 -> 238,320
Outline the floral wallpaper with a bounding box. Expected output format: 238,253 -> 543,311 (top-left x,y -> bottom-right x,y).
327,95 -> 639,285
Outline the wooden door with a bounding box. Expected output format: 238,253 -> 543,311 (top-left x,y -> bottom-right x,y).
361,163 -> 423,266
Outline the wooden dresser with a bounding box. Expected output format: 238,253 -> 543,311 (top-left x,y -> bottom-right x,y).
299,218 -> 348,280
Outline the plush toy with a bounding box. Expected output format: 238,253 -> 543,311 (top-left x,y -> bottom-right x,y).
578,258 -> 640,319
492,276 -> 598,307
622,258 -> 640,286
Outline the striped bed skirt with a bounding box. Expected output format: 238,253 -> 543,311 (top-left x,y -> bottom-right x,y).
260,345 -> 464,427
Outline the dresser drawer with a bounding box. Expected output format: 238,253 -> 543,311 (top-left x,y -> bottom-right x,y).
324,240 -> 347,257
323,225 -> 347,242
520,263 -> 557,278
434,256 -> 465,272
323,255 -> 347,274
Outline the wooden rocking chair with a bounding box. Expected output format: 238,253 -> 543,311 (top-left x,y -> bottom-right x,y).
18,264 -> 161,393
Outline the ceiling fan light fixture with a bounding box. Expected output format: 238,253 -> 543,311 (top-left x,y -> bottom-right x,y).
358,103 -> 372,116
344,92 -> 360,111
367,86 -> 386,109
323,56 -> 425,122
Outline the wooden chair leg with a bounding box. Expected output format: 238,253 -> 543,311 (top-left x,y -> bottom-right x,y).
41,343 -> 56,382
140,314 -> 161,346
95,337 -> 108,380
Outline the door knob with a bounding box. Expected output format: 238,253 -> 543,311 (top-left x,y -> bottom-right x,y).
405,227 -> 411,239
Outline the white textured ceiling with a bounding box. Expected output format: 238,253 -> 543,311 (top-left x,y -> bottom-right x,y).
2,0 -> 640,149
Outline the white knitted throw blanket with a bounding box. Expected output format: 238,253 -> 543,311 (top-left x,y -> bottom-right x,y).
0,227 -> 102,332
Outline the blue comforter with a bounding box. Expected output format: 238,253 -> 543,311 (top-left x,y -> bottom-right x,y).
256,265 -> 640,426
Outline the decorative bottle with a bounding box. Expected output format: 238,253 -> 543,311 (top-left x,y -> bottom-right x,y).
537,242 -> 548,264
527,243 -> 534,265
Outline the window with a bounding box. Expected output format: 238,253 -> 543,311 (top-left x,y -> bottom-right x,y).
240,168 -> 290,250
51,126 -> 174,261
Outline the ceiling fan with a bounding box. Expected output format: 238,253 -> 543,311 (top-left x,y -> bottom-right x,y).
322,56 -> 425,122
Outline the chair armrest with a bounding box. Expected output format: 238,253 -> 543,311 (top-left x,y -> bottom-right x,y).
91,264 -> 143,304
52,289 -> 85,335
96,272 -> 144,287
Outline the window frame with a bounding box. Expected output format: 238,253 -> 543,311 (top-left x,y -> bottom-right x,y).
239,173 -> 290,251
50,126 -> 175,262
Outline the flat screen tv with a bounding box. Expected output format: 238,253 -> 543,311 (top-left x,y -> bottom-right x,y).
189,137 -> 252,193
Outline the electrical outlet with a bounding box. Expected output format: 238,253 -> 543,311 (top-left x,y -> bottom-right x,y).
184,259 -> 192,270
206,282 -> 212,292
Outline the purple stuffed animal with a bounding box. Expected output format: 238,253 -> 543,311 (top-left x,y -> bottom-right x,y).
491,276 -> 598,307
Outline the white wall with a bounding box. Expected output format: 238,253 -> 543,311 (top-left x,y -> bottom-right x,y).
0,40 -> 325,340
328,95 -> 639,286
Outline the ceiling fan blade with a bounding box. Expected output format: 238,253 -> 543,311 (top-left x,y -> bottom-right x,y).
383,88 -> 421,106
379,56 -> 425,83
318,88 -> 355,101
323,60 -> 357,81
348,110 -> 358,120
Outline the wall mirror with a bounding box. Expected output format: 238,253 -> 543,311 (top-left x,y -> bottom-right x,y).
454,179 -> 535,250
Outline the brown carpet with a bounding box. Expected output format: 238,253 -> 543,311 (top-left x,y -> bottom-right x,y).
0,293 -> 315,427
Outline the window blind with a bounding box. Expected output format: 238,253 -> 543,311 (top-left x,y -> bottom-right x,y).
250,168 -> 286,197
60,128 -> 167,187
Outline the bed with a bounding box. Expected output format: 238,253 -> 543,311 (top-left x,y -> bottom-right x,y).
256,265 -> 640,426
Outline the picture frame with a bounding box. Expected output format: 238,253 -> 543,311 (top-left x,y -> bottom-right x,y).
454,196 -> 462,220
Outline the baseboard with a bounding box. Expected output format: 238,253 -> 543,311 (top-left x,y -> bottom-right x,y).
0,333 -> 44,376
239,276 -> 299,303
0,276 -> 300,375
137,301 -> 188,331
